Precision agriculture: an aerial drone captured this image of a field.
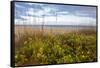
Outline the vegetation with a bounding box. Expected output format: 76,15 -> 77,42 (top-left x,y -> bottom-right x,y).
15,29 -> 97,66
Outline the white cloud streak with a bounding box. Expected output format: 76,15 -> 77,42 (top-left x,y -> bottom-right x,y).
15,3 -> 96,26
15,14 -> 96,26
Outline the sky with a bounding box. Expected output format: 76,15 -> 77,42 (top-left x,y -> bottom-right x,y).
14,2 -> 97,26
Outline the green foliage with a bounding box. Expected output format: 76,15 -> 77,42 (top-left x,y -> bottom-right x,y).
15,31 -> 96,66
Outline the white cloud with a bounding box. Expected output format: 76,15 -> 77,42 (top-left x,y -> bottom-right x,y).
15,2 -> 96,26
15,13 -> 96,26
27,3 -> 34,5
58,15 -> 96,26
15,19 -> 23,25
15,4 -> 96,26
26,5 -> 59,17
26,8 -> 34,15
57,11 -> 69,15
26,8 -> 45,16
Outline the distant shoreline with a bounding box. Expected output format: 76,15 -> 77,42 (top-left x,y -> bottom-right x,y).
15,25 -> 96,27
15,25 -> 96,35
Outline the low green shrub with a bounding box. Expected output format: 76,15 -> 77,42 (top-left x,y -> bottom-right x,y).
15,31 -> 96,66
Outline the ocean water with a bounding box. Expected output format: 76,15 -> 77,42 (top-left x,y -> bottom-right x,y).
15,25 -> 96,30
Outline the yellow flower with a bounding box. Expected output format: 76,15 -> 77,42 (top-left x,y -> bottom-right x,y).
37,53 -> 41,57
28,37 -> 32,40
15,55 -> 18,59
24,41 -> 27,44
82,55 -> 85,58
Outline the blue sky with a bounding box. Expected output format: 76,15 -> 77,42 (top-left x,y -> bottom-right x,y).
15,2 -> 96,26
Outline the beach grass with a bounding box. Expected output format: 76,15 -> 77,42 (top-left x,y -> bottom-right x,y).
14,28 -> 97,66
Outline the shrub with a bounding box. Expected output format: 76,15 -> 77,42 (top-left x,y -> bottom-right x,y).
15,30 -> 96,66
